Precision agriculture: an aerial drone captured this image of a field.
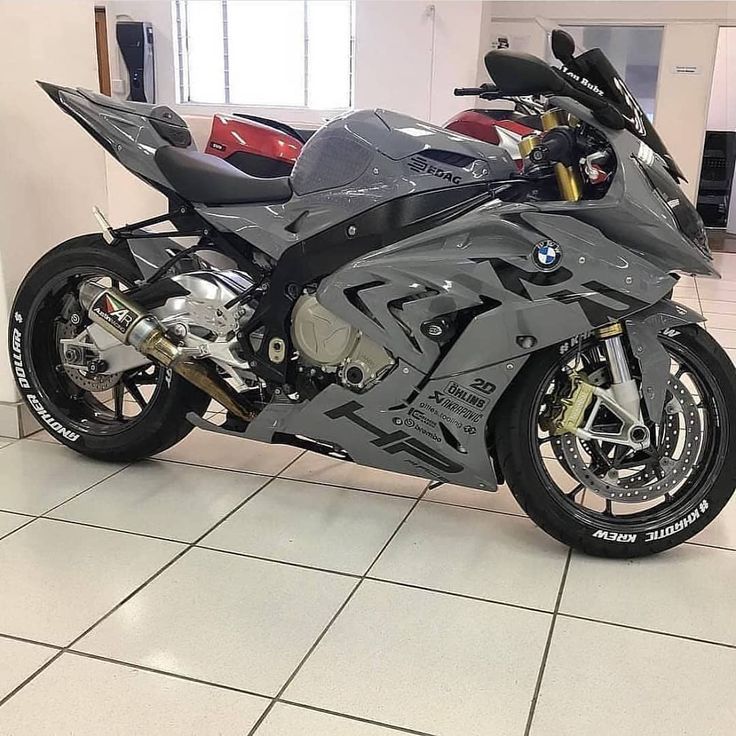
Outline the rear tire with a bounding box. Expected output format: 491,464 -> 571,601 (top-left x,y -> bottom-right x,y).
495,324 -> 736,557
9,235 -> 210,462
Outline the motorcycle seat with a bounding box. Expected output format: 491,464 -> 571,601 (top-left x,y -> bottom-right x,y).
154,145 -> 292,205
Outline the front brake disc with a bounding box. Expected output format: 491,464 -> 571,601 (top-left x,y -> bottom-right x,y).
553,374 -> 702,502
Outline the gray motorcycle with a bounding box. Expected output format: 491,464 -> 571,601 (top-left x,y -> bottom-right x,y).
10,32 -> 736,557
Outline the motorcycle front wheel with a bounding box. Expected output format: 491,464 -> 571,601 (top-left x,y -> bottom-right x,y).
8,235 -> 210,462
495,324 -> 736,557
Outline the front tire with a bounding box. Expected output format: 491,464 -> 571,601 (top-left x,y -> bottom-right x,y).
9,235 -> 210,462
495,324 -> 736,557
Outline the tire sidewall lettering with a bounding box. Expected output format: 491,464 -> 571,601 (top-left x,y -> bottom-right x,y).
10,310 -> 81,443
591,497 -> 711,544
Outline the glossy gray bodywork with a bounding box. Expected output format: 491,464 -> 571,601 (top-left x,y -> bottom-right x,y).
245,98 -> 715,489
55,87 -> 189,193
48,85 -> 716,491
196,109 -> 516,259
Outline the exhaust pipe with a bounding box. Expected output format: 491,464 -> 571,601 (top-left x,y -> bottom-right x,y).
79,283 -> 256,422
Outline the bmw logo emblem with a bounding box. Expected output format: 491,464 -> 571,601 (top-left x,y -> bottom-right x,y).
532,239 -> 562,270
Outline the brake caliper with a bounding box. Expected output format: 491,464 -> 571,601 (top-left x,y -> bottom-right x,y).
541,371 -> 596,436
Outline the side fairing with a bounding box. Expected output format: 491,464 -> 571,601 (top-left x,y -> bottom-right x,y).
247,200 -> 677,490
536,97 -> 716,277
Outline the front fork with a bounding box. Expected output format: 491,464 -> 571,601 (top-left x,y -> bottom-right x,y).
597,323 -> 642,421
551,322 -> 652,450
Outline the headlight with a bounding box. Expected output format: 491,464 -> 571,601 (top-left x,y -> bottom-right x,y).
634,154 -> 710,257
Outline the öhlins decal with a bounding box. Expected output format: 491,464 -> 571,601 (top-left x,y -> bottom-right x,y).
428,387 -> 483,423
325,401 -> 462,475
444,381 -> 488,410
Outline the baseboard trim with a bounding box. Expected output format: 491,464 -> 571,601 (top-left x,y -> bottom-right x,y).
0,401 -> 40,439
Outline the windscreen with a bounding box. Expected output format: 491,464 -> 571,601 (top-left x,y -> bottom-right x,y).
557,47 -> 685,181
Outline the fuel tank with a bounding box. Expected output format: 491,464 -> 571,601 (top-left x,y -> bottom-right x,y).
200,108 -> 517,259
290,108 -> 516,196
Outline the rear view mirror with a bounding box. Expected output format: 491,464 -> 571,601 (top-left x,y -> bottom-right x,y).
484,51 -> 566,96
551,29 -> 576,64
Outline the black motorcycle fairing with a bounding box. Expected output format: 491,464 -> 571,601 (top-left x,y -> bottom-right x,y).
560,47 -> 686,181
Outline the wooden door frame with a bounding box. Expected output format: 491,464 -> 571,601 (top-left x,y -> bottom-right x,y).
94,6 -> 112,96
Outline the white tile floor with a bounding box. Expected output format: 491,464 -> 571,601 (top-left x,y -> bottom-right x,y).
1,257 -> 736,735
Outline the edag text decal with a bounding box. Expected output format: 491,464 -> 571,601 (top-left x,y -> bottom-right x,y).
407,156 -> 462,184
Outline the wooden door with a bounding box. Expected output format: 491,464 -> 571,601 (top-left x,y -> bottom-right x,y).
94,7 -> 112,96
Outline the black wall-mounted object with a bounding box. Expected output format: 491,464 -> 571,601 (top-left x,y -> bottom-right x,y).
116,21 -> 155,103
697,131 -> 736,228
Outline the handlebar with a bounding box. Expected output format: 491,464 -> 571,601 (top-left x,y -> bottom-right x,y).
453,83 -> 499,98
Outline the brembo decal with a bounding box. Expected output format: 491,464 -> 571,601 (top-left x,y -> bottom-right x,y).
407,156 -> 462,184
393,414 -> 441,444
11,317 -> 80,442
91,292 -> 133,335
325,401 -> 462,474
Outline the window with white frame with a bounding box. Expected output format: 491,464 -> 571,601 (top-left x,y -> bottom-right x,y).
174,0 -> 354,109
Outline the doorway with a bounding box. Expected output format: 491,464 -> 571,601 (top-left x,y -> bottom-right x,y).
697,27 -> 736,250
94,6 -> 112,96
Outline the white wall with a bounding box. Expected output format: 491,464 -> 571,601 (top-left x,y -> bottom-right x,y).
708,27 -> 736,130
655,24 -> 720,202
104,0 -> 486,125
0,0 -> 107,403
354,1 -> 484,123
707,27 -> 736,233
101,0 -> 491,225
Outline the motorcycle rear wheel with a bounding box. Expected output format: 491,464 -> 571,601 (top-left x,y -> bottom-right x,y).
8,235 -> 210,462
495,324 -> 736,557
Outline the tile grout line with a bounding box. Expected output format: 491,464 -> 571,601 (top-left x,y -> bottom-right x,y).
0,462 -> 132,544
4,514 -> 735,649
522,548 -> 572,736
277,700 -> 439,736
693,275 -> 703,314
363,575 -> 557,615
557,612 -> 736,652
39,463 -> 133,519
245,482 -> 433,736
0,454 -> 309,711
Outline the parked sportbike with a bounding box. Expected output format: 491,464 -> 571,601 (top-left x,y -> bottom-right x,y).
11,30 -> 736,557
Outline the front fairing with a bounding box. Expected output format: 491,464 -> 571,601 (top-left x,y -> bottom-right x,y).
532,96 -> 717,278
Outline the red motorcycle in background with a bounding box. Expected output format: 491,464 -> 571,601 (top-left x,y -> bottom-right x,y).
205,86 -> 542,176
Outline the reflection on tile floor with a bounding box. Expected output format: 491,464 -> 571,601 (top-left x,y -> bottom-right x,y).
2,255 -> 736,734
